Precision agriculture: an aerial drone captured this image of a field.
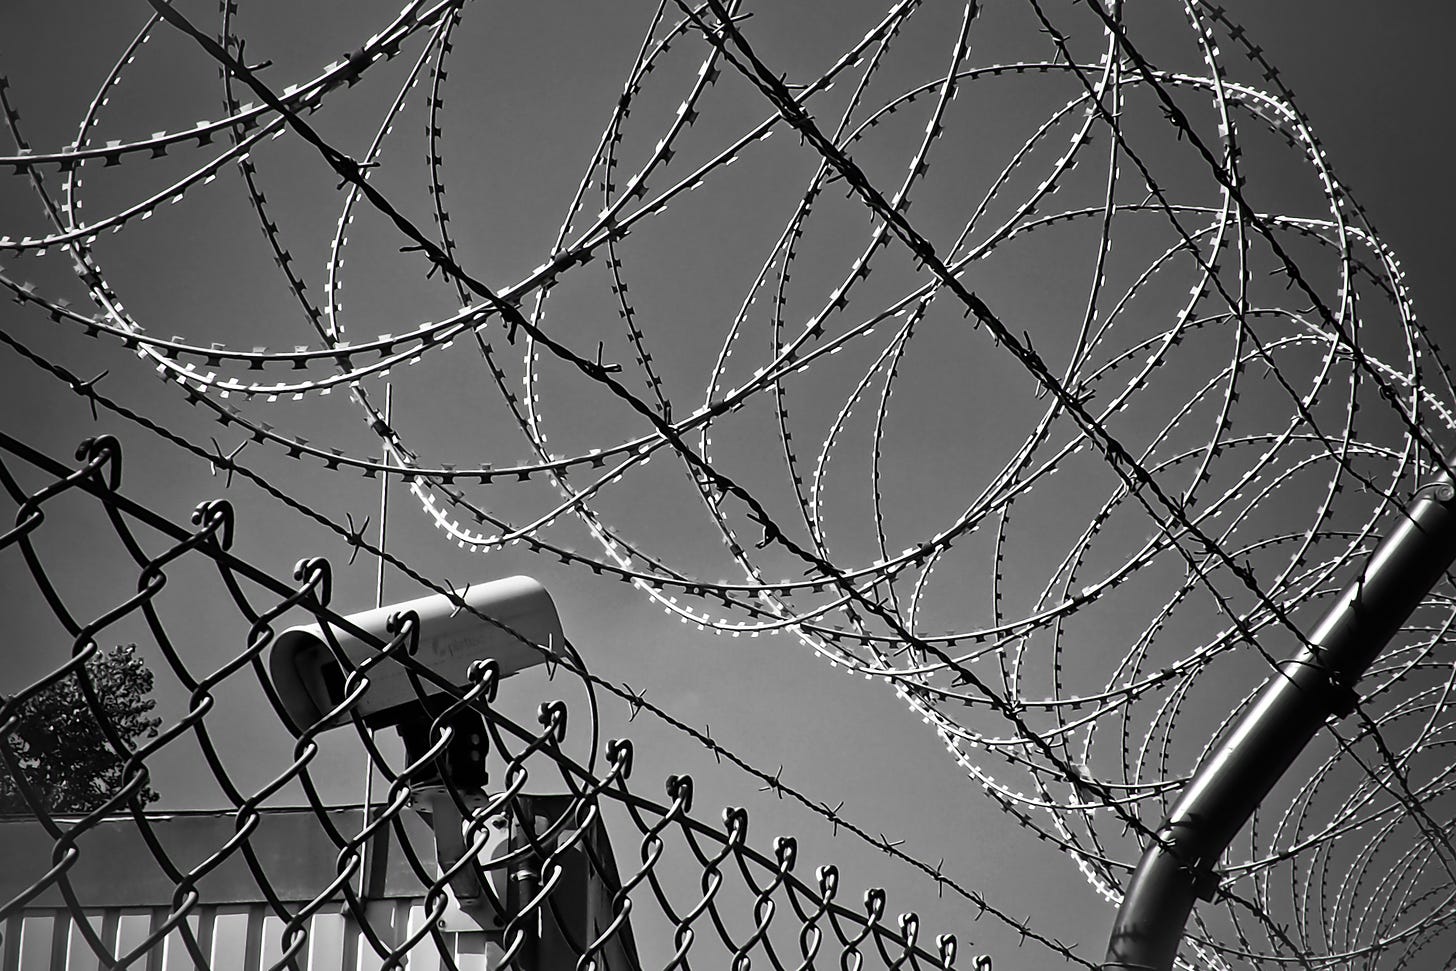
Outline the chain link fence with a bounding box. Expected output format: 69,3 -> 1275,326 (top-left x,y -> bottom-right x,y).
0,430 -> 975,971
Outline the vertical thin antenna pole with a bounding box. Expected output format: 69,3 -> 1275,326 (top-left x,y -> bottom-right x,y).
359,384 -> 392,900
375,384 -> 392,611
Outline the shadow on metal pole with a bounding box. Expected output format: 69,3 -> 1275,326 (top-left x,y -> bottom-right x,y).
1102,471 -> 1456,971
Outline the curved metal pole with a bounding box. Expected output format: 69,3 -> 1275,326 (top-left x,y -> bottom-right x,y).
1103,472 -> 1456,971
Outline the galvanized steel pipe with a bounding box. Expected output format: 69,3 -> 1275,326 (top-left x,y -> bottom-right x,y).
1103,472 -> 1456,971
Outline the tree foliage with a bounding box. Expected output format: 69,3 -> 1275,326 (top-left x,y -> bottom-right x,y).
1,644 -> 162,813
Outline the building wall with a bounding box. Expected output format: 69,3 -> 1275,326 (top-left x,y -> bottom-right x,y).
2,900 -> 504,971
0,803 -> 628,971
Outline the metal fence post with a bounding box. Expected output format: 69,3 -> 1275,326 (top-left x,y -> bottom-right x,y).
1103,469 -> 1456,971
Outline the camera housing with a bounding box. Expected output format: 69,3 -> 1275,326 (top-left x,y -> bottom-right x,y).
268,575 -> 569,929
269,574 -> 563,733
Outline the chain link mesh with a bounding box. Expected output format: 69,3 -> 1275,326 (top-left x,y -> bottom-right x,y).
0,430 -> 971,971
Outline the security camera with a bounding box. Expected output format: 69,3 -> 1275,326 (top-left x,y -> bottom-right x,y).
269,574 -> 563,734
268,575 -> 569,930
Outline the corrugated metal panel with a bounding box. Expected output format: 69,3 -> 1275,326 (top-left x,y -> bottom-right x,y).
2,801 -> 636,970
0,902 -> 508,971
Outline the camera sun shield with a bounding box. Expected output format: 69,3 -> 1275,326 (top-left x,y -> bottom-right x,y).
269,575 -> 563,733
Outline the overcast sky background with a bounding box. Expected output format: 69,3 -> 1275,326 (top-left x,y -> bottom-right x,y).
3,2 -> 1455,967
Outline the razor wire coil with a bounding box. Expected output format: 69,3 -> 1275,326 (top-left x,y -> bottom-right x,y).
3,1 -> 1456,967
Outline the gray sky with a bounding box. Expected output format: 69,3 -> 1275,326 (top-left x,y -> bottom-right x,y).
3,2 -> 1455,967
